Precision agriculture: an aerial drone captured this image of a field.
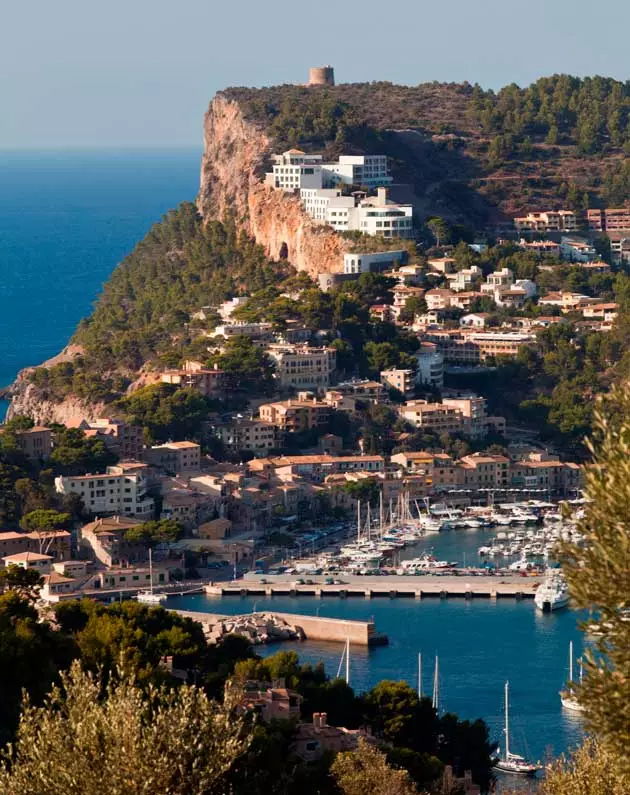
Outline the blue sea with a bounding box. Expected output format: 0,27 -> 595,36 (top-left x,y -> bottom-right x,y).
0,149 -> 201,417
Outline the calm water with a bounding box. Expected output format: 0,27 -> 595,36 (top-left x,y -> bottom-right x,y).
169,593 -> 585,764
0,149 -> 201,416
170,529 -> 586,767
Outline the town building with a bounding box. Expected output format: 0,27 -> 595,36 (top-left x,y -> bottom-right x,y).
350,188 -> 413,238
146,441 -> 201,474
79,418 -> 143,461
514,210 -> 577,234
258,399 -> 331,433
79,516 -> 149,568
266,344 -> 336,389
397,400 -> 464,434
300,188 -> 355,229
11,426 -> 53,460
2,551 -> 53,574
343,249 -> 408,274
445,265 -> 483,292
427,257 -> 456,274
210,322 -> 272,339
414,342 -> 444,388
380,368 -> 415,398
160,360 -> 226,396
587,207 -> 630,232
517,239 -> 561,258
55,463 -> 154,518
560,236 -> 597,263
212,418 -> 277,455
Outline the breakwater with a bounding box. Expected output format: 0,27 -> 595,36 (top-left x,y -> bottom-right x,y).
205,573 -> 542,601
172,608 -> 387,646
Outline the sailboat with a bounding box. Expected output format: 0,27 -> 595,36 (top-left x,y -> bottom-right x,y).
432,655 -> 439,712
560,641 -> 584,713
336,638 -> 350,686
136,548 -> 167,604
493,681 -> 541,776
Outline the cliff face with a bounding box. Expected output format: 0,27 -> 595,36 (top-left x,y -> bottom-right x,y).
198,94 -> 348,276
6,347 -> 106,425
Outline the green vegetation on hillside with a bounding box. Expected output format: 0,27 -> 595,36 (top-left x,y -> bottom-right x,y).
72,203 -> 286,373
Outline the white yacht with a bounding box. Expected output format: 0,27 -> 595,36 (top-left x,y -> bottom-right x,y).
535,571 -> 570,612
493,682 -> 541,777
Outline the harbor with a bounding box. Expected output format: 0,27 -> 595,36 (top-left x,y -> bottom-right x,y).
167,590 -> 587,767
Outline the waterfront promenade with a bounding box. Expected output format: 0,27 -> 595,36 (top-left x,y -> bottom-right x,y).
206,573 -> 543,600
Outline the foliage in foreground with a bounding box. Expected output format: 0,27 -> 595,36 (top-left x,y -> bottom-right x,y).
0,662 -> 251,795
332,738 -> 423,795
537,738 -> 629,795
560,386 -> 630,760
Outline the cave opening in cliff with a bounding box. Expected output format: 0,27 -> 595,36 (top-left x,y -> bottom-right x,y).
279,242 -> 288,260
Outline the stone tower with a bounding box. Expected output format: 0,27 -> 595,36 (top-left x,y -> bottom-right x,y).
308,66 -> 335,87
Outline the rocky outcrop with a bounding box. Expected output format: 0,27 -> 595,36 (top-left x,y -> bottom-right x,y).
200,612 -> 304,646
6,346 -> 105,425
198,94 -> 348,276
7,376 -> 106,426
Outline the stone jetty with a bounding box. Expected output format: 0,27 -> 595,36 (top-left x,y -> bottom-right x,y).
189,612 -> 305,646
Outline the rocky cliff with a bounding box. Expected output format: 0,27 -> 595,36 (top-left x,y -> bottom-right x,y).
6,348 -> 106,425
198,94 -> 348,276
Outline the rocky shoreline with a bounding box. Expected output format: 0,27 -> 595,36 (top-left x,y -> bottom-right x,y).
200,612 -> 305,646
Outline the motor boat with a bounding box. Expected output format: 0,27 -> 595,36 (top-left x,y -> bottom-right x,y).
535,571 -> 570,612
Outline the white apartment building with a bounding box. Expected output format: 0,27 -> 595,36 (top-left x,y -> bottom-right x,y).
55,463 -> 154,519
343,250 -> 408,274
321,155 -> 392,189
268,150 -> 324,190
300,188 -> 355,225
482,268 -> 514,293
446,266 -> 483,292
560,237 -> 597,263
266,344 -> 337,389
210,322 -> 272,338
351,188 -> 413,238
415,343 -> 444,388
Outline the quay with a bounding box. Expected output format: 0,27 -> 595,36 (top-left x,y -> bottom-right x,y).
171,608 -> 387,647
205,573 -> 542,601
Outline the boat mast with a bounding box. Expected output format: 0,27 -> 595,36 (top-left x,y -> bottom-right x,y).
432,655 -> 439,711
379,490 -> 384,539
346,638 -> 350,686
504,681 -> 510,761
569,641 -> 574,684
357,500 -> 361,543
149,547 -> 154,595
418,652 -> 423,699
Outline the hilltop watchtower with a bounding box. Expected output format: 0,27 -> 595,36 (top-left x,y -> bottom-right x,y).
308,66 -> 335,87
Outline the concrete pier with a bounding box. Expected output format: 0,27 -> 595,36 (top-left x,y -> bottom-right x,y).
171,608 -> 387,646
205,573 -> 541,601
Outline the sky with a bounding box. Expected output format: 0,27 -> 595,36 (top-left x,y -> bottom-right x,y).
2,0 -> 630,149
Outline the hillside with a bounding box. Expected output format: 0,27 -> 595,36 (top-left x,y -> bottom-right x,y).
216,76 -> 630,224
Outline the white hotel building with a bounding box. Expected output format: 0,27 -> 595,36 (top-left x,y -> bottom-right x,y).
321,155 -> 392,189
